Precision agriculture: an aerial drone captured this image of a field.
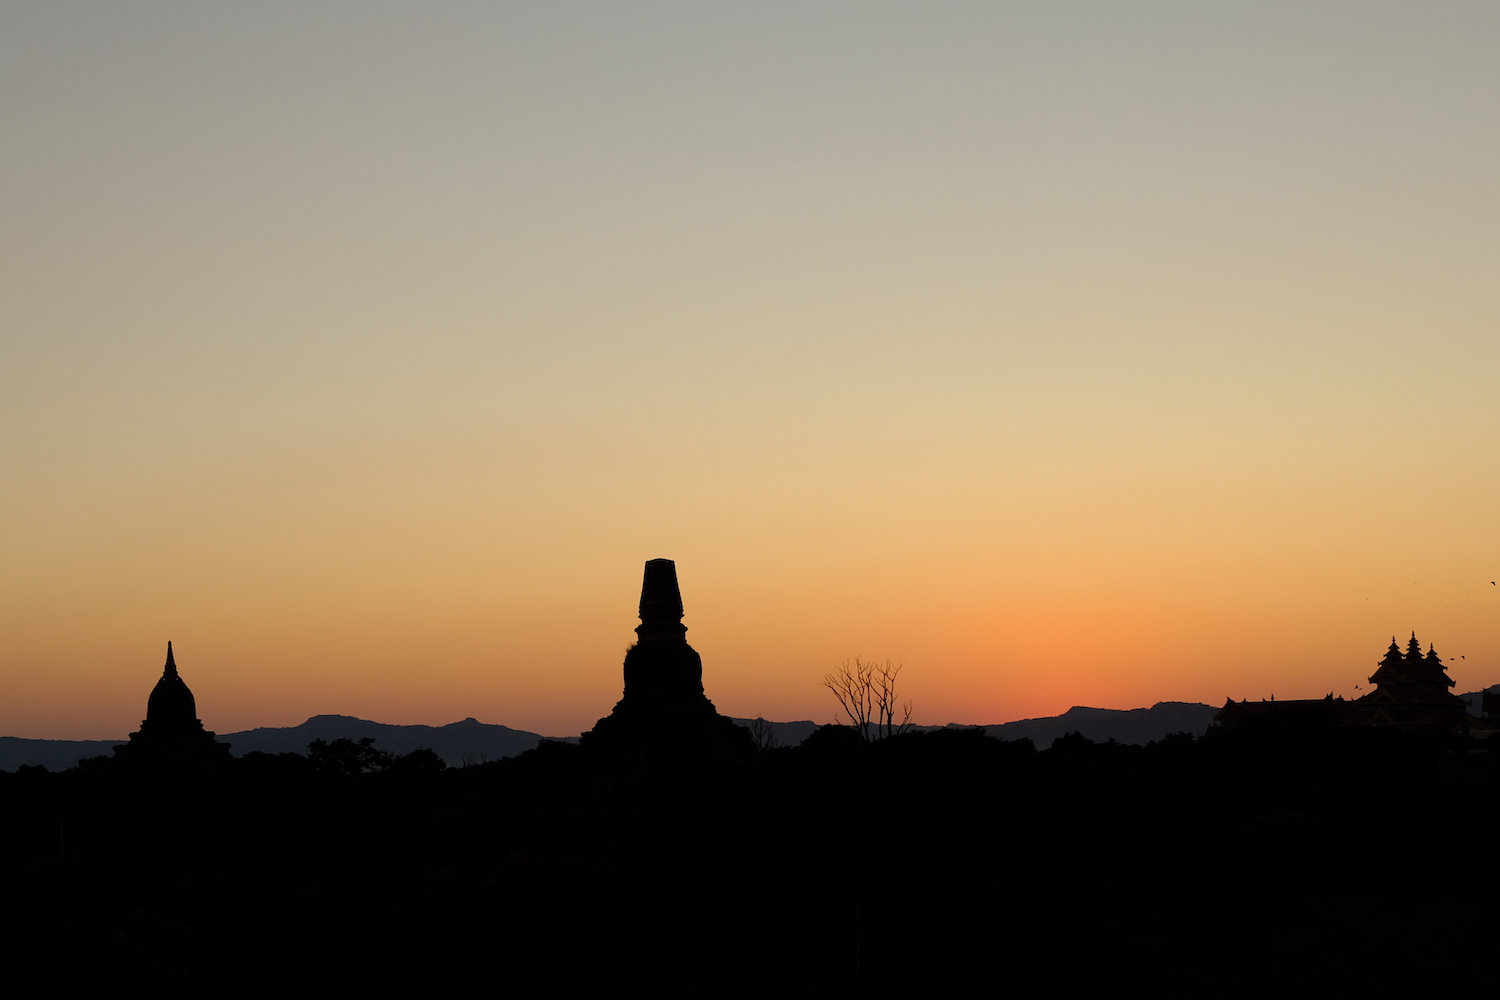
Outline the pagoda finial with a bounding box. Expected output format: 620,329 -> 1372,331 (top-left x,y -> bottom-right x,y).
164,641 -> 178,678
635,558 -> 687,642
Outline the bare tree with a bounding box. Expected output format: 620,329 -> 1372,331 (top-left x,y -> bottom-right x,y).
872,659 -> 913,740
822,657 -> 913,742
748,716 -> 778,751
823,657 -> 875,739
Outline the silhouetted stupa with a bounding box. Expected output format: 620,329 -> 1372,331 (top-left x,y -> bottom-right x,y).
582,559 -> 752,761
114,642 -> 232,762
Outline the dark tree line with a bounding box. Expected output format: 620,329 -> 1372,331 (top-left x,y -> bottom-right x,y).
1,719 -> 1496,990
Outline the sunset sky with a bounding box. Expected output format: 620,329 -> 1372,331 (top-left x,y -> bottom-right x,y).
2,2 -> 1497,740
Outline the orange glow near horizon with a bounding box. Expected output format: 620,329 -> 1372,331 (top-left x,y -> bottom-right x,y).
4,529 -> 1496,740
1,6 -> 1497,740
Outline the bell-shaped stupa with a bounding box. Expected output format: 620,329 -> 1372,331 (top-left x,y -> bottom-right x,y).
583,559 -> 752,761
114,642 -> 232,762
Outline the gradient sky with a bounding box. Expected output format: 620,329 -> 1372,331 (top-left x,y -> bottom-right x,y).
2,2 -> 1497,740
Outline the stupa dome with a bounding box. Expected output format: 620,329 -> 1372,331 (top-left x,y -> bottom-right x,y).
145,642 -> 199,726
114,641 -> 232,764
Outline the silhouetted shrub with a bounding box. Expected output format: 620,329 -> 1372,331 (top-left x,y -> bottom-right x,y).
308,737 -> 391,776
390,747 -> 445,776
1048,730 -> 1094,755
798,723 -> 867,757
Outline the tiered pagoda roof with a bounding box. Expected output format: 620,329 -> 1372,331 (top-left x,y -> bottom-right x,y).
1215,631 -> 1480,734
1351,632 -> 1467,729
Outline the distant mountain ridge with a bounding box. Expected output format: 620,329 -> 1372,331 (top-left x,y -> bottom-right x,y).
0,715 -> 570,771
222,715 -> 569,765
728,717 -> 820,747
0,737 -> 123,773
730,703 -> 1222,748
974,701 -> 1219,746
7,689 -> 1498,771
1458,688 -> 1498,717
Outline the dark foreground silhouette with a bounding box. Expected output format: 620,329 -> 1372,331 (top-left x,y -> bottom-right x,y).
4,716 -> 1499,990
3,567 -> 1497,990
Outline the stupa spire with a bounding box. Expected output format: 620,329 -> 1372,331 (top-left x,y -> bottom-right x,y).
164,640 -> 178,678
636,558 -> 687,642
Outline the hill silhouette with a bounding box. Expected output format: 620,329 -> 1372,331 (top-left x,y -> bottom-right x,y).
224,715 -> 566,765
727,702 -> 1223,750
728,717 -> 819,747
1456,684 -> 1500,716
0,737 -> 122,773
0,703 -> 1203,772
9,695 -> 1473,771
978,701 -> 1219,745
0,715 -> 568,771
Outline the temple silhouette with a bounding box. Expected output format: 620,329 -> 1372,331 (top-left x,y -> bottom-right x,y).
581,558 -> 752,760
113,641 -> 232,763
1215,632 -> 1482,734
12,587 -> 1500,989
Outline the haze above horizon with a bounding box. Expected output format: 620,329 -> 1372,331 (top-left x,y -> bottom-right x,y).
2,2 -> 1497,740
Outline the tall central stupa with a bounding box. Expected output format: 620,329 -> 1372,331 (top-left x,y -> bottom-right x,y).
582,559 -> 752,760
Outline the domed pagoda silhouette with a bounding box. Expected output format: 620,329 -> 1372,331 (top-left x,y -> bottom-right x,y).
582,559 -> 752,761
114,642 -> 232,762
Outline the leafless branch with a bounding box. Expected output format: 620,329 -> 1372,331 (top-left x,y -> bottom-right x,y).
823,657 -> 913,742
749,716 -> 778,751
